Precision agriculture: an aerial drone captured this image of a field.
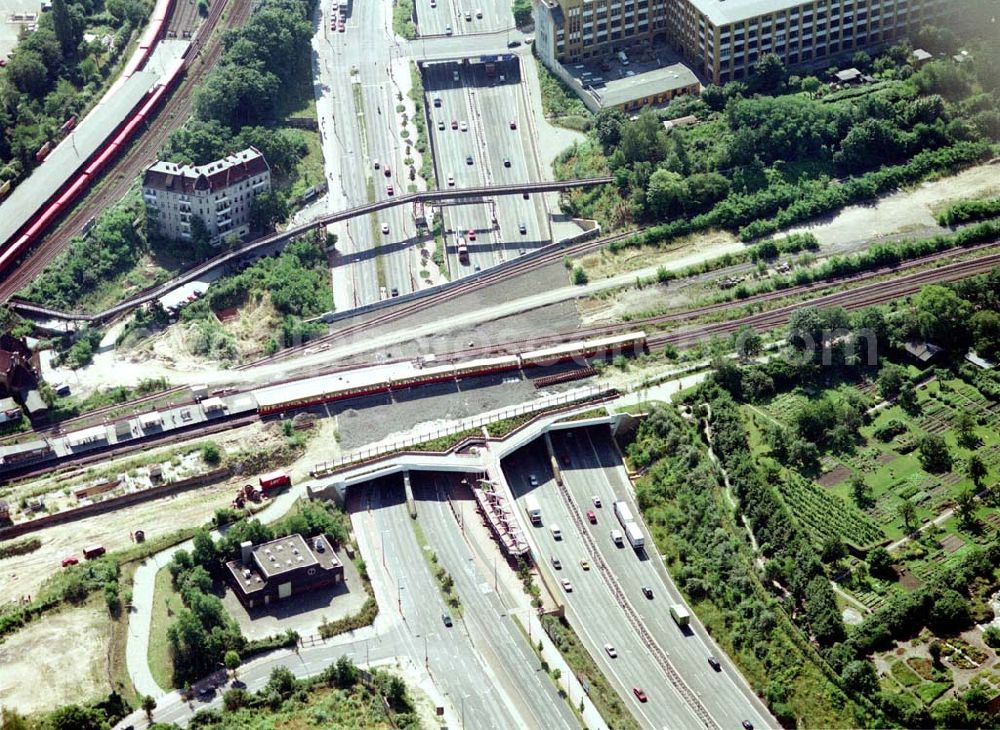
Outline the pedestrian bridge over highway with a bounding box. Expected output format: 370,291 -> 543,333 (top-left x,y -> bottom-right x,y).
8,176 -> 613,324
304,394 -> 634,503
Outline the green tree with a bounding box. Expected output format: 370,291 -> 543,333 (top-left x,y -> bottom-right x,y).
224,649 -> 241,678
953,410 -> 978,449
898,500 -> 917,533
929,589 -> 971,633
841,659 -> 878,696
867,546 -> 893,576
7,50 -> 50,98
594,107 -> 626,150
51,0 -> 84,57
750,52 -> 786,93
803,575 -> 844,644
850,475 -> 874,508
266,665 -> 299,698
820,536 -> 847,566
141,694 -> 157,723
955,489 -> 978,529
202,442 -> 222,466
912,285 -> 973,350
46,704 -> 107,730
966,453 -> 987,488
800,75 -> 822,95
512,0 -> 532,26
969,309 -> 1000,359
571,266 -> 588,285
250,190 -> 289,231
191,529 -> 217,567
917,433 -> 952,473
645,168 -> 686,218
876,363 -> 906,400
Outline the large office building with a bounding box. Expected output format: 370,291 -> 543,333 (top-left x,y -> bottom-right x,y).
672,0 -> 949,84
142,147 -> 271,245
536,0 -> 950,85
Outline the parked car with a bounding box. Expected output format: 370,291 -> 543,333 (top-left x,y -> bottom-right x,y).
61,556 -> 79,567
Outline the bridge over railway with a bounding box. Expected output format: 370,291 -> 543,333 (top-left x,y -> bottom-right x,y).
8,177 -> 612,323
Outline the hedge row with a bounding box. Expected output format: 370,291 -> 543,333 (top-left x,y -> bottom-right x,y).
937,196 -> 1000,226
609,141 -> 991,252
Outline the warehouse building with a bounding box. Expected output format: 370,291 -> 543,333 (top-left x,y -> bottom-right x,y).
536,0 -> 950,86
142,147 -> 271,246
225,533 -> 344,609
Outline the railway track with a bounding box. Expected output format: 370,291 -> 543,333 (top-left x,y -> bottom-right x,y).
0,0 -> 247,301
239,227 -> 637,368
648,249 -> 1000,349
5,245 -> 994,446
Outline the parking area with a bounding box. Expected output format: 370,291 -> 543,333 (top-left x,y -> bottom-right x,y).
422,57 -> 549,278
559,40 -> 700,113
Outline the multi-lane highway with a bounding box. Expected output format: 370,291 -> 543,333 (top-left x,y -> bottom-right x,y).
412,473 -> 579,729
424,57 -> 549,276
414,0 -> 514,38
503,432 -> 775,730
319,0 -> 425,307
365,478 -> 578,728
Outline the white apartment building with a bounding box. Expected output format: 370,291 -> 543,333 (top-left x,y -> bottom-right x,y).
142,147 -> 271,245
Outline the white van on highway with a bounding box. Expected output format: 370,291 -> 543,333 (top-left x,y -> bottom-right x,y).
550,524 -> 562,540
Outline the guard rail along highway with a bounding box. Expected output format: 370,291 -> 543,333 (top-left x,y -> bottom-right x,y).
5,176 -> 613,318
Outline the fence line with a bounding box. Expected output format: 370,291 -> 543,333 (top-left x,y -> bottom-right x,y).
311,387 -> 613,477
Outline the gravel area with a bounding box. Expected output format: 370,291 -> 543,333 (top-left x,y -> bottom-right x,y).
334,373 -> 541,451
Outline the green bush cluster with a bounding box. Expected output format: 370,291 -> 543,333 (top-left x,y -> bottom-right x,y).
937,196 -> 1000,226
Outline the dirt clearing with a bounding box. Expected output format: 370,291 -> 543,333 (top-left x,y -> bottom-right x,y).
783,163 -> 1000,248
0,600 -> 110,713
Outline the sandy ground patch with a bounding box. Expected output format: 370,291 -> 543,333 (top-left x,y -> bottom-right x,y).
0,600 -> 110,713
0,421 -> 293,600
576,229 -> 742,281
782,163 -> 1000,248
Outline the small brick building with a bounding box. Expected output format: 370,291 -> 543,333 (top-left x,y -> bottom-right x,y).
225,533 -> 343,609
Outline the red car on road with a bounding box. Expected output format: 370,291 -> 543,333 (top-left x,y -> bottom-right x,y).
633,687 -> 648,702
467,229 -> 477,241
61,556 -> 79,567
586,510 -> 597,524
